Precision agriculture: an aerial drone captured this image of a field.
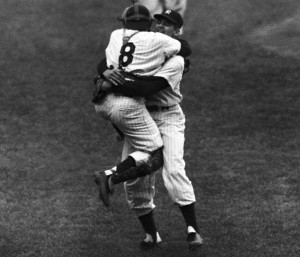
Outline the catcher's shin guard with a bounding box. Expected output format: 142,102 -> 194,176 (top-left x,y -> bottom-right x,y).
110,165 -> 150,184
111,148 -> 163,184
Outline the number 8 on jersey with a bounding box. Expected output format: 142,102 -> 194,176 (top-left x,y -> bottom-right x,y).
119,42 -> 136,67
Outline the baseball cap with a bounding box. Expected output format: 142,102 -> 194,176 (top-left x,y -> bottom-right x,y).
119,3 -> 151,22
154,10 -> 183,28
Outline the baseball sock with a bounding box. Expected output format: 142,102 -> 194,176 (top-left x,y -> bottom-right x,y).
138,211 -> 157,242
179,203 -> 199,233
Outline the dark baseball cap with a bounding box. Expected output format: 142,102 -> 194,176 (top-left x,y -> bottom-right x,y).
119,3 -> 151,22
154,10 -> 183,28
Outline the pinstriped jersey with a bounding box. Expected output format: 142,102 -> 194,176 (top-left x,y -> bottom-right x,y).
105,29 -> 181,76
146,55 -> 184,106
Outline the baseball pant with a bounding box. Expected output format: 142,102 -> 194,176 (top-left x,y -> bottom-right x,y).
95,94 -> 163,157
124,104 -> 195,217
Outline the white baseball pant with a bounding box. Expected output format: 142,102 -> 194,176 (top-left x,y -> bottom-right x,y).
95,93 -> 163,163
124,104 -> 195,217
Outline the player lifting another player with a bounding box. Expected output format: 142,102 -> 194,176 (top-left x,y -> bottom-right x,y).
95,7 -> 203,251
93,3 -> 189,207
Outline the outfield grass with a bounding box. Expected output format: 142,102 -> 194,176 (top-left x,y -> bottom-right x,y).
0,0 -> 299,256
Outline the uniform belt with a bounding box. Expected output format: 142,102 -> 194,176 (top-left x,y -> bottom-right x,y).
146,105 -> 170,112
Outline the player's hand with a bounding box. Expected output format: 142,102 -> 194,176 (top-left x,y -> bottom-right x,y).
102,69 -> 126,86
97,79 -> 112,92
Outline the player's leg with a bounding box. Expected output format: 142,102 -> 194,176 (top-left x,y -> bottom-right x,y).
95,95 -> 163,160
94,96 -> 151,206
123,139 -> 162,249
110,96 -> 163,153
151,105 -> 203,250
94,140 -> 163,207
109,146 -> 163,183
94,147 -> 163,207
151,106 -> 195,205
94,96 -> 163,207
103,95 -> 164,195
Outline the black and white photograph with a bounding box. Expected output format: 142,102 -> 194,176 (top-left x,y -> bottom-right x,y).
0,0 -> 299,256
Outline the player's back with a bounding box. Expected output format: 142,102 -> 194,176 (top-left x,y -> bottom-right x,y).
105,29 -> 180,76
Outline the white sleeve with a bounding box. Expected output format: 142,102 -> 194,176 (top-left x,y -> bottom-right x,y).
155,56 -> 184,89
105,30 -> 120,69
159,33 -> 181,58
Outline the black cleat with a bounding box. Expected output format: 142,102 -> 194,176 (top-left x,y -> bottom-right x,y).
187,226 -> 203,251
94,171 -> 110,207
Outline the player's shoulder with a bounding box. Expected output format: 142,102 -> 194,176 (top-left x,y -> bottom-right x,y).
110,28 -> 123,37
154,31 -> 176,40
133,31 -> 175,43
167,55 -> 185,66
136,31 -> 161,37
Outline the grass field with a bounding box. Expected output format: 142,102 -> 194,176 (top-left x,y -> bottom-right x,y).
0,0 -> 299,256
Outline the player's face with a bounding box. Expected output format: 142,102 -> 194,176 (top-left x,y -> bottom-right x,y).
154,18 -> 179,37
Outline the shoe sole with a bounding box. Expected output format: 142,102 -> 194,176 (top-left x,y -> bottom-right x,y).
187,232 -> 203,251
94,172 -> 110,207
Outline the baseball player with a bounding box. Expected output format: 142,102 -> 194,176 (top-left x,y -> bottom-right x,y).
93,3 -> 184,207
97,10 -> 203,251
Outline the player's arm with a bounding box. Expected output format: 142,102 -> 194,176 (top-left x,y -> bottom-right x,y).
176,38 -> 191,58
113,76 -> 169,97
95,58 -> 169,97
97,58 -> 126,85
160,33 -> 181,58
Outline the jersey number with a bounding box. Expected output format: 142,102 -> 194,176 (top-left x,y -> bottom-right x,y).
119,42 -> 135,67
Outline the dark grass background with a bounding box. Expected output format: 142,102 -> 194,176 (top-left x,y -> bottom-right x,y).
0,0 -> 299,256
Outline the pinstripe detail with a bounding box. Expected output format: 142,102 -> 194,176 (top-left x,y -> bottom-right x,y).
122,138 -> 156,216
105,29 -> 180,76
95,94 -> 163,153
147,56 -> 184,106
120,55 -> 196,216
110,96 -> 163,152
124,105 -> 195,216
151,105 -> 195,205
96,27 -> 180,155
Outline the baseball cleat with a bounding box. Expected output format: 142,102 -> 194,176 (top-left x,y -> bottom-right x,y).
140,232 -> 162,250
94,171 -> 111,207
94,170 -> 115,194
187,226 -> 203,251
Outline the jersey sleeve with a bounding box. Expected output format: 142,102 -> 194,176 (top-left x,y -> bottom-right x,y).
159,33 -> 181,58
154,55 -> 184,89
105,29 -> 121,69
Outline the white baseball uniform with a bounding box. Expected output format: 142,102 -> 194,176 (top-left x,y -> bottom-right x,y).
123,55 -> 196,217
95,28 -> 181,160
106,29 -> 180,76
